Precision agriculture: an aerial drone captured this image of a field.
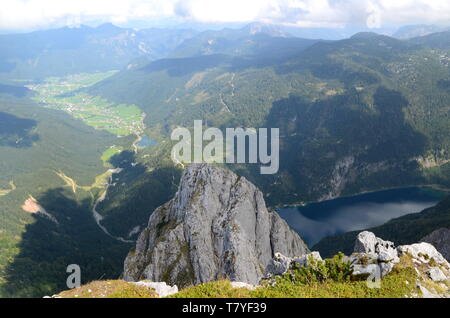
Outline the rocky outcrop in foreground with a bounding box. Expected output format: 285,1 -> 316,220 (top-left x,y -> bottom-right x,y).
124,164 -> 309,287
352,231 -> 450,297
421,228 -> 450,261
270,231 -> 450,298
351,231 -> 400,278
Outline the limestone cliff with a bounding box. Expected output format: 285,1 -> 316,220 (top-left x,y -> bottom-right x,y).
123,163 -> 309,287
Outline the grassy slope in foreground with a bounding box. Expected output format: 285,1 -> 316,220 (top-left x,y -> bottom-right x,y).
56,255 -> 426,298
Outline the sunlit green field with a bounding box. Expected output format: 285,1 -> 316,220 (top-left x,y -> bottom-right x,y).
28,72 -> 145,136
101,146 -> 124,166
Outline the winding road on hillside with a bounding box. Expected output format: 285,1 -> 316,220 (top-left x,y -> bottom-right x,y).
219,73 -> 236,113
92,171 -> 134,243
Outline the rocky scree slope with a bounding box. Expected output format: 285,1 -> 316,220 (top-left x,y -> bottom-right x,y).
123,163 -> 309,287
269,231 -> 450,298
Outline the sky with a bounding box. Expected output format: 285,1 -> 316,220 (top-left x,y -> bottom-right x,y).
1,0 -> 450,32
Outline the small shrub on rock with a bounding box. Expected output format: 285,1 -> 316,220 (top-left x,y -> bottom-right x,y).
280,253 -> 354,285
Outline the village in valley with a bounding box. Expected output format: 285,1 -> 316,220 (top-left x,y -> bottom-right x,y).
27,72 -> 145,137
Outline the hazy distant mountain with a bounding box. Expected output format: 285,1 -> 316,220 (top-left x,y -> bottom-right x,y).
0,22 -> 414,82
408,30 -> 450,49
282,25 -> 394,40
241,22 -> 291,38
129,20 -> 396,41
168,22 -> 312,58
394,24 -> 449,39
0,23 -> 197,80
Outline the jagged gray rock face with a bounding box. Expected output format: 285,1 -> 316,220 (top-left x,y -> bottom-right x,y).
266,252 -> 323,276
351,231 -> 400,277
421,228 -> 450,262
123,163 -> 309,287
354,231 -> 399,263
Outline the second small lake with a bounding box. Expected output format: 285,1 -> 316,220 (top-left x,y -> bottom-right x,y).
278,187 -> 447,247
137,136 -> 157,148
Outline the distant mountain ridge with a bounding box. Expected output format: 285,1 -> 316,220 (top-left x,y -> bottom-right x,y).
0,24 -> 198,80
0,22 -> 304,81
394,24 -> 450,39
167,22 -> 318,59
408,30 -> 450,49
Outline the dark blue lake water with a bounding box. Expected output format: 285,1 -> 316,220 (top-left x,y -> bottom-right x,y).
278,187 -> 448,246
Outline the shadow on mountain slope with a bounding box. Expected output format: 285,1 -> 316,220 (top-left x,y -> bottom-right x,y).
140,52 -> 306,78
97,151 -> 182,240
1,187 -> 130,298
2,150 -> 182,298
249,86 -> 430,206
0,111 -> 39,148
141,54 -> 231,77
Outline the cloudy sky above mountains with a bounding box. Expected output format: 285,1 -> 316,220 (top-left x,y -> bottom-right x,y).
1,0 -> 449,31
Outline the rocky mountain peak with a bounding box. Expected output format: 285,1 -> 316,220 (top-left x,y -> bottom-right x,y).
123,163 -> 308,287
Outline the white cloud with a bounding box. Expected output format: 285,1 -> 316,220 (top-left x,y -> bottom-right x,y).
0,0 -> 173,30
0,0 -> 450,31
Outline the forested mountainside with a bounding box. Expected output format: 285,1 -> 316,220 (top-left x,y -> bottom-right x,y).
0,84 -> 180,297
0,23 -> 197,81
313,195 -> 450,258
0,92 -> 131,297
88,31 -> 450,206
